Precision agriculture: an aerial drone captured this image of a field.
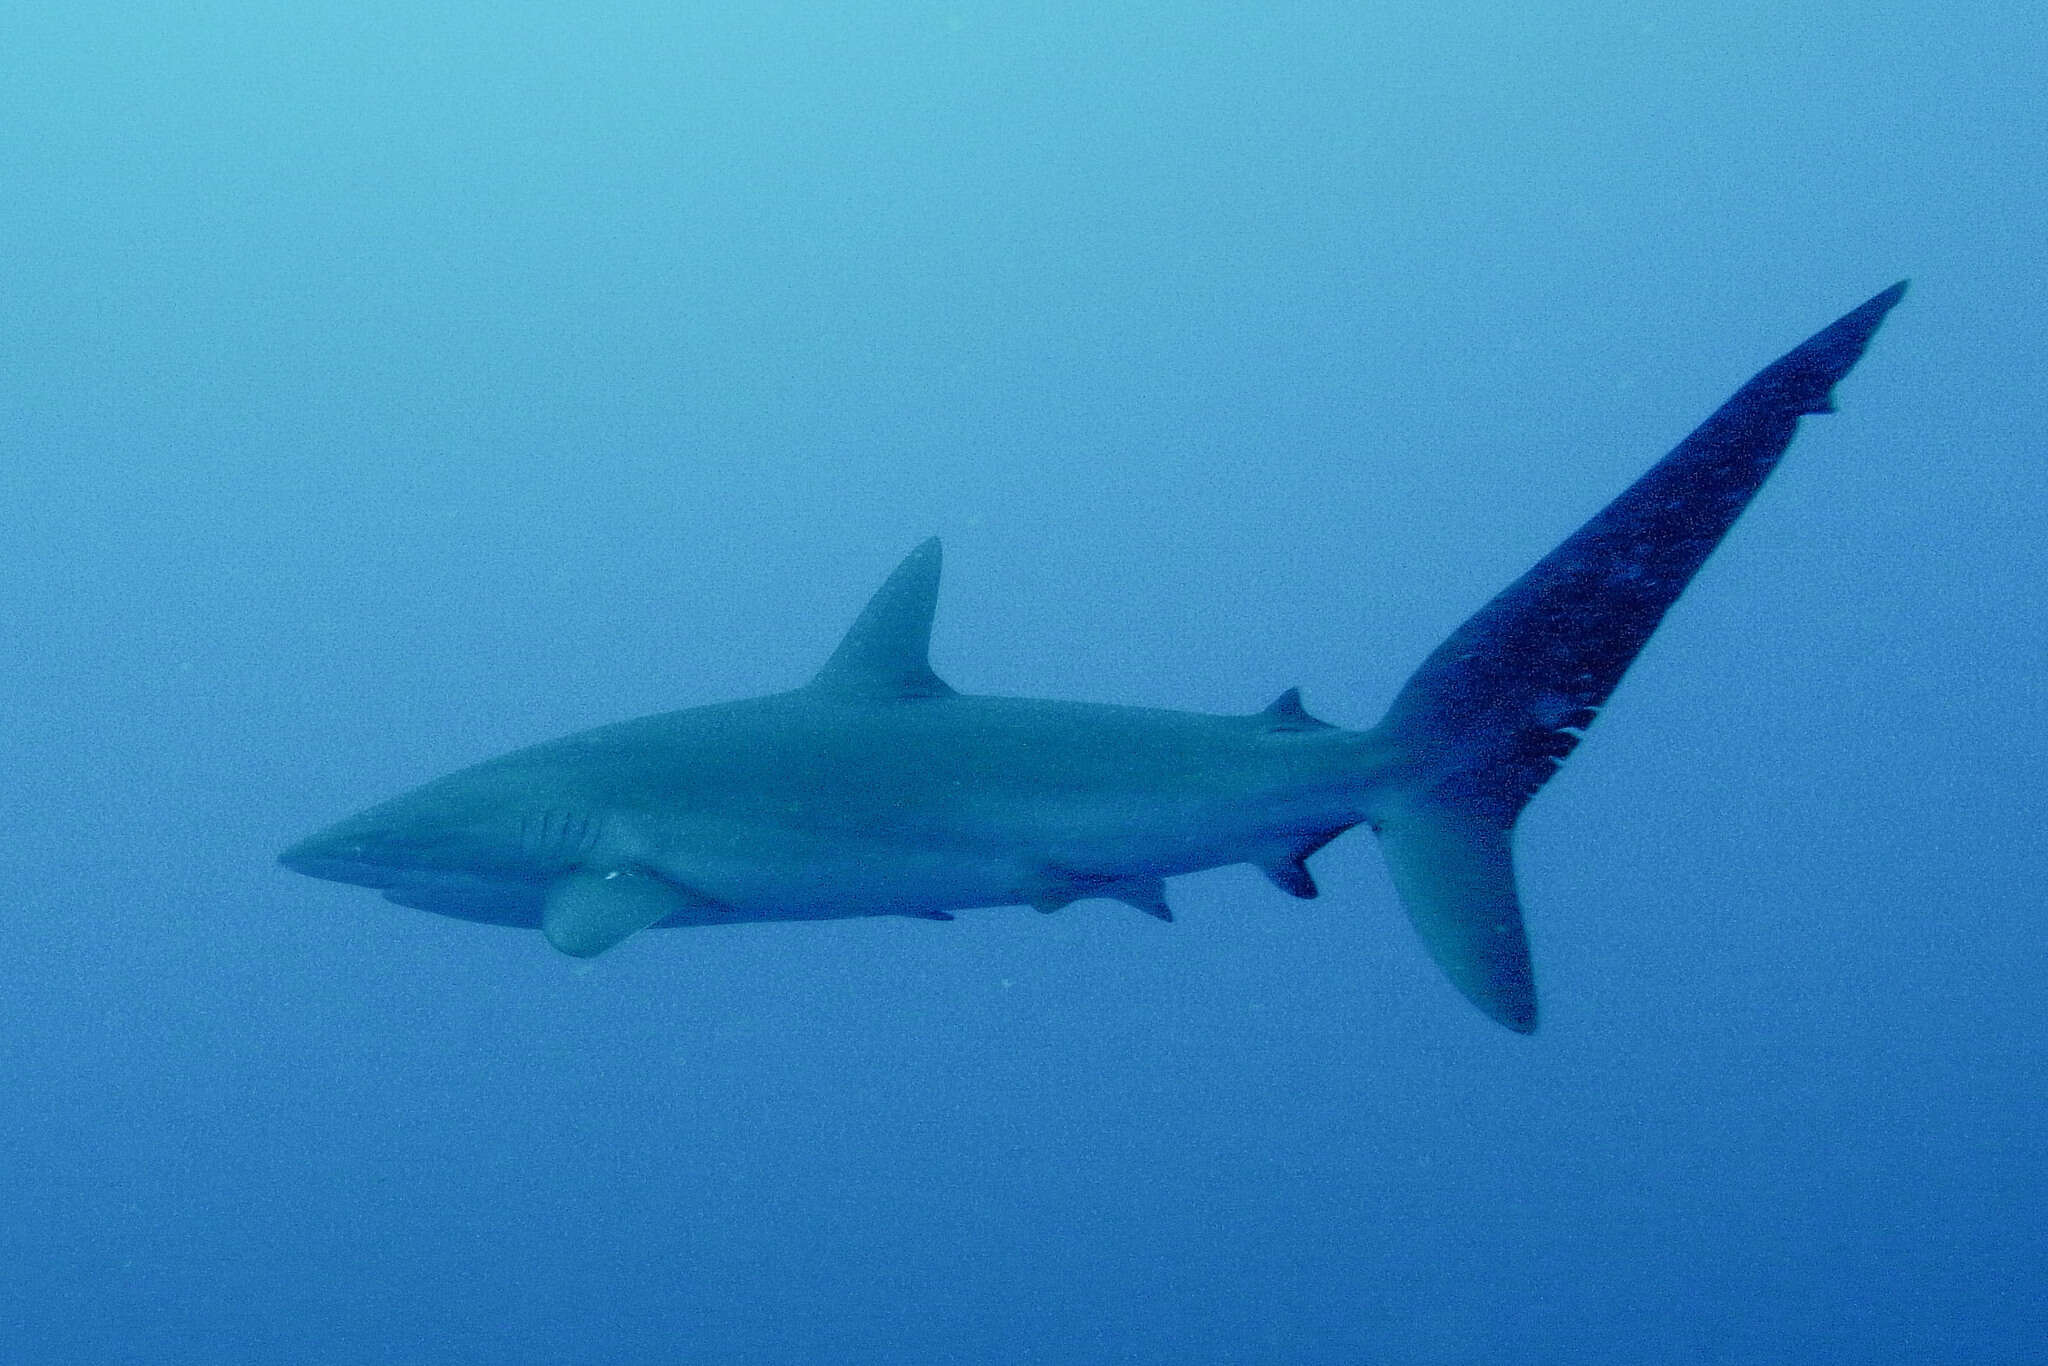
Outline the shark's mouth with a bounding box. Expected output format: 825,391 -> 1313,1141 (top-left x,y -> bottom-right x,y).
279,840 -> 548,929
377,874 -> 547,928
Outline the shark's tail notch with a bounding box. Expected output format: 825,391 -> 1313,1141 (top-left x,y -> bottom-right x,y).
1365,282 -> 1907,1033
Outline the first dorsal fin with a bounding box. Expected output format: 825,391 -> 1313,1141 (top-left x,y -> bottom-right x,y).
808,539 -> 956,700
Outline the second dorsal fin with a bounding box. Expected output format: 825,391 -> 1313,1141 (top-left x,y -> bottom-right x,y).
1257,687 -> 1334,732
808,539 -> 956,701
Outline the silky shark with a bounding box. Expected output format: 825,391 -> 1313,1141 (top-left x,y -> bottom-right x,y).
281,284 -> 1905,1031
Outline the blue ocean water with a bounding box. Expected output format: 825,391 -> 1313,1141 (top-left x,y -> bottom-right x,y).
3,3 -> 2042,1362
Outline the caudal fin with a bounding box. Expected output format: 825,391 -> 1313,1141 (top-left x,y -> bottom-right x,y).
1369,283 -> 1907,1032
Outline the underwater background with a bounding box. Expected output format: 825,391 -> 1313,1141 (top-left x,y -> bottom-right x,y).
4,3 -> 2043,1362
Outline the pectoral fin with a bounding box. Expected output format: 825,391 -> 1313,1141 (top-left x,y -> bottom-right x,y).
542,867 -> 715,957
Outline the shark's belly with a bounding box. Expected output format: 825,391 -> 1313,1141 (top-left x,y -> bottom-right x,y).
638,825 -> 1029,920
630,791 -> 1286,922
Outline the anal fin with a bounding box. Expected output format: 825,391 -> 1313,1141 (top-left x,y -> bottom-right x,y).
1259,856 -> 1319,900
1255,824 -> 1354,900
1109,876 -> 1173,922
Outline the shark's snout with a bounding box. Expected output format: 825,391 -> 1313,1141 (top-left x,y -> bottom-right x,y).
278,825 -> 409,886
279,802 -> 478,883
281,781 -> 583,890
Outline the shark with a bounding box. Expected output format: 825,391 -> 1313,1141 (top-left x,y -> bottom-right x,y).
280,283 -> 1905,1032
